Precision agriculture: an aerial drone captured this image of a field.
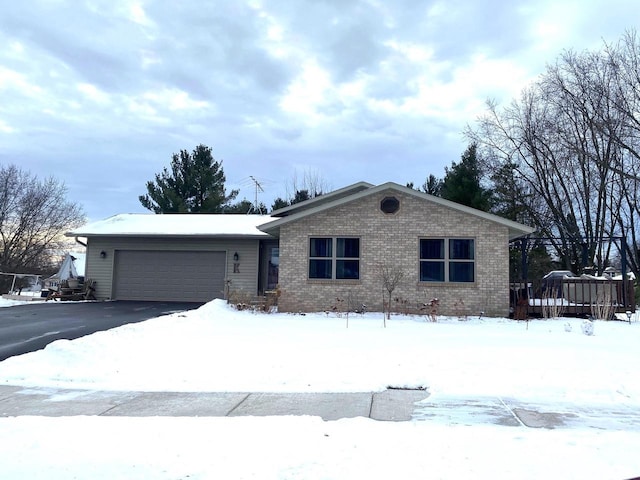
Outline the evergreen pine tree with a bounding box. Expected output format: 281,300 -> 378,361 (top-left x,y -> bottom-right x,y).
441,143 -> 493,211
139,144 -> 238,213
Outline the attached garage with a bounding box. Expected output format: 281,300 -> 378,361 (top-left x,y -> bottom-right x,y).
113,250 -> 226,302
67,214 -> 274,303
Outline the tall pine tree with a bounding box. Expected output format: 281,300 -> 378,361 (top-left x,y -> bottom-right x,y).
490,161 -> 523,220
139,144 -> 238,213
422,174 -> 443,196
441,143 -> 493,211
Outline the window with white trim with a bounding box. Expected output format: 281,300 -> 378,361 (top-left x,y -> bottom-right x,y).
419,238 -> 475,282
309,237 -> 360,280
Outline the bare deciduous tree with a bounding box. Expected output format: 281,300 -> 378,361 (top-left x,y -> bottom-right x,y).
468,30 -> 640,278
286,168 -> 332,201
602,31 -> 640,277
378,262 -> 404,326
0,165 -> 85,276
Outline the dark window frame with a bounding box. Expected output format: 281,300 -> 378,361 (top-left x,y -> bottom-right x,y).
380,196 -> 400,214
419,237 -> 475,283
309,236 -> 360,280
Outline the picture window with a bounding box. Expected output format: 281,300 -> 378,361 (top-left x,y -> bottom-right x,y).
419,238 -> 474,282
309,237 -> 360,280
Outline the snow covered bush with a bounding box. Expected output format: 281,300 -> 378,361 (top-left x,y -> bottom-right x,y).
581,319 -> 595,336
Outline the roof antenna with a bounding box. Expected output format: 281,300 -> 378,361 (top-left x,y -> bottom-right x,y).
248,176 -> 265,214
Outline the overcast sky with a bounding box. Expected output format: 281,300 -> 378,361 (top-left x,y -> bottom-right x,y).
1,1 -> 638,222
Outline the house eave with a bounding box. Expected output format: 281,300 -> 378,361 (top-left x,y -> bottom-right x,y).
66,233 -> 272,240
259,181 -> 536,239
65,213 -> 275,239
270,181 -> 375,217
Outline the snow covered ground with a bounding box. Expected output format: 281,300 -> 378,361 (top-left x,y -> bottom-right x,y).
1,298 -> 639,479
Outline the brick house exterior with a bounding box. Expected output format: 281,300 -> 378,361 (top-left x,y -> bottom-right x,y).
260,182 -> 534,317
69,182 -> 533,314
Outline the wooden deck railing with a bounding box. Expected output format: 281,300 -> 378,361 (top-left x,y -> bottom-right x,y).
510,277 -> 635,319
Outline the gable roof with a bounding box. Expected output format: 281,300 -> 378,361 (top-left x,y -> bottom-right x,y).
68,213 -> 273,238
259,182 -> 535,240
270,181 -> 374,217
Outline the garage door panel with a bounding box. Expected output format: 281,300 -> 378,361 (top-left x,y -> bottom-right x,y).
114,251 -> 226,302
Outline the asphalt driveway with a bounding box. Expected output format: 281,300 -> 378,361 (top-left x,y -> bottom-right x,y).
0,301 -> 203,361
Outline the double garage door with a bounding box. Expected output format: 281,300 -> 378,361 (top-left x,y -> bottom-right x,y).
113,250 -> 226,302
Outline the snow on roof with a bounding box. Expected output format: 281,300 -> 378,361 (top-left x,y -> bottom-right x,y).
68,214 -> 274,237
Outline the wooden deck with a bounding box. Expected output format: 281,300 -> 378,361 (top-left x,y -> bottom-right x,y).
511,277 -> 635,318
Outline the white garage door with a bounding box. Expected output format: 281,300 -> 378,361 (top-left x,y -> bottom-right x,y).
114,250 -> 226,302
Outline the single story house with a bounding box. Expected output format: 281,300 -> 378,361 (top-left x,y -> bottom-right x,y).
68,182 -> 535,316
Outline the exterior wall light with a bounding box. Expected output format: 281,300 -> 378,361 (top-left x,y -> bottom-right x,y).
100,250 -> 107,259
233,252 -> 239,262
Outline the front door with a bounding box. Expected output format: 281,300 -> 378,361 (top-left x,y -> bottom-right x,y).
267,246 -> 279,291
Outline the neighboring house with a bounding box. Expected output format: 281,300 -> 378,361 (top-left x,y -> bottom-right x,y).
67,182 -> 534,316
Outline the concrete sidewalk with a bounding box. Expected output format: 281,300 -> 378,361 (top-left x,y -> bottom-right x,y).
0,385 -> 428,421
2,384 -> 639,430
412,393 -> 640,431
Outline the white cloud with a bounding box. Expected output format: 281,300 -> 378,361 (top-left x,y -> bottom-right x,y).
142,88 -> 210,112
128,2 -> 154,27
0,0 -> 638,220
76,83 -> 110,104
0,67 -> 44,98
0,119 -> 16,134
279,61 -> 333,120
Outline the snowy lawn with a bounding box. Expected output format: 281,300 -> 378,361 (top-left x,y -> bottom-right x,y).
1,299 -> 639,479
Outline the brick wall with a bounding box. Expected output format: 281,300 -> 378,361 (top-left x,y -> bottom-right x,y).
277,189 -> 511,317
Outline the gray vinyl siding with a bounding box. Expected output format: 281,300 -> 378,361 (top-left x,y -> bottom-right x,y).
85,236 -> 261,301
